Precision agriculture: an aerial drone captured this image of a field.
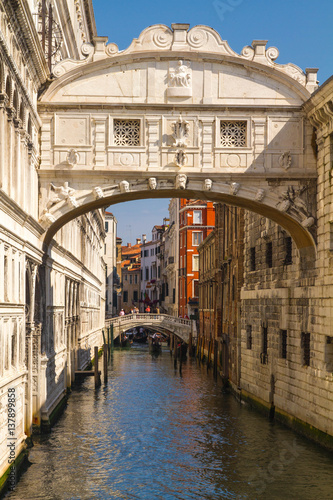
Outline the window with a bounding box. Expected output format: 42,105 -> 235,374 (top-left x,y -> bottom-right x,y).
266,242 -> 273,268
325,336 -> 333,371
193,280 -> 199,297
124,274 -> 127,281
140,269 -> 143,280
113,119 -> 140,146
134,275 -> 137,284
144,250 -> 148,257
105,221 -> 109,232
133,291 -> 138,302
172,288 -> 176,304
260,325 -> 268,364
192,232 -> 203,246
151,249 -> 154,256
301,332 -> 311,366
250,247 -> 256,271
158,266 -> 160,278
129,275 -> 132,284
165,283 -> 169,296
246,325 -> 252,350
220,120 -> 247,147
280,330 -> 287,359
145,267 -> 149,280
193,255 -> 199,272
284,237 -> 292,265
193,210 -> 202,224
123,291 -> 128,303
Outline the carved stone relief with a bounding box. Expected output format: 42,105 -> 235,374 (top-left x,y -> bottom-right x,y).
47,182 -> 77,209
175,174 -> 187,190
93,187 -> 104,199
230,182 -> 240,195
203,179 -> 213,191
119,180 -> 130,193
279,151 -> 292,170
167,61 -> 192,97
66,148 -> 80,167
148,178 -> 157,190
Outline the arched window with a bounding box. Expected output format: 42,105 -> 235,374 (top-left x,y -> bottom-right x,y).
27,114 -> 32,138
5,76 -> 11,103
12,89 -> 18,117
20,99 -> 25,125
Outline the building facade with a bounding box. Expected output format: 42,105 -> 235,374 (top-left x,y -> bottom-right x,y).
179,199 -> 215,318
120,241 -> 141,313
160,198 -> 179,316
140,225 -> 166,312
104,211 -> 117,317
198,203 -> 244,385
0,0 -> 105,488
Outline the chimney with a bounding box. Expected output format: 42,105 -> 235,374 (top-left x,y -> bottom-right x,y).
142,234 -> 146,243
136,238 -> 141,245
127,243 -> 131,248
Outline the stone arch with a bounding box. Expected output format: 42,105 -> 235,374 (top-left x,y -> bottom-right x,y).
40,182 -> 316,264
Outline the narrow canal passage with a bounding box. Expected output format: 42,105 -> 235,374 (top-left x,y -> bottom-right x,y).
6,345 -> 333,500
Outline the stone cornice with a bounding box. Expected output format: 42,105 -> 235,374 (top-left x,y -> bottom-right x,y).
82,0 -> 97,40
7,0 -> 49,84
0,189 -> 45,239
304,77 -> 333,138
0,33 -> 42,126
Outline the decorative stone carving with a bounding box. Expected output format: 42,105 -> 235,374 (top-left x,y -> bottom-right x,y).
152,27 -> 173,49
114,119 -> 140,146
187,28 -> 209,48
148,178 -> 157,190
93,187 -> 104,199
169,61 -> 191,88
167,61 -> 192,97
175,174 -> 187,190
302,217 -> 315,228
203,179 -> 213,191
220,121 -> 247,147
276,186 -> 315,227
230,182 -> 240,195
279,151 -> 292,170
105,43 -> 119,56
174,150 -> 188,168
171,115 -> 190,148
47,182 -> 77,208
66,148 -> 80,167
39,208 -> 56,227
119,180 -> 130,193
255,189 -> 265,202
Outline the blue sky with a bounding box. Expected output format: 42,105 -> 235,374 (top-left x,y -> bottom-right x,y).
94,0 -> 333,243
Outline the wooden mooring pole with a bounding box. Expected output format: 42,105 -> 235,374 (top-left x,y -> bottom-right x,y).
103,344 -> 108,383
213,340 -> 218,380
94,346 -> 101,388
173,335 -> 177,368
188,330 -> 193,357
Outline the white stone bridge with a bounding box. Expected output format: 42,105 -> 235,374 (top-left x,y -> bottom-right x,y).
105,313 -> 196,344
37,23 -> 319,264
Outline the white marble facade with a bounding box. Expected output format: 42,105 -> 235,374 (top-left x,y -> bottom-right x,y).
0,0 -> 105,485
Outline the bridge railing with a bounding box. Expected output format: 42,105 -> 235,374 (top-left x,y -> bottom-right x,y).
106,313 -> 192,328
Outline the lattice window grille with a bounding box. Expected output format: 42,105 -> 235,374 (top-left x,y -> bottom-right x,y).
220,121 -> 247,147
114,119 -> 140,146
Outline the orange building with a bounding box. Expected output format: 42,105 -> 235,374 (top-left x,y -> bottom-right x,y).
179,199 -> 215,318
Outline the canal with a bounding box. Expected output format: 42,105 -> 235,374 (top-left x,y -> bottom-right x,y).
5,345 -> 333,500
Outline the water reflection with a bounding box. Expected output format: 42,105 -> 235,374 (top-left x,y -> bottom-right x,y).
5,345 -> 333,500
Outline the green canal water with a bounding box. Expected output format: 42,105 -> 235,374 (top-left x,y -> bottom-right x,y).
5,345 -> 333,499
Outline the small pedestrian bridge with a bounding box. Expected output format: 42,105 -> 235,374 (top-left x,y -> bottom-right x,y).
105,314 -> 196,344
